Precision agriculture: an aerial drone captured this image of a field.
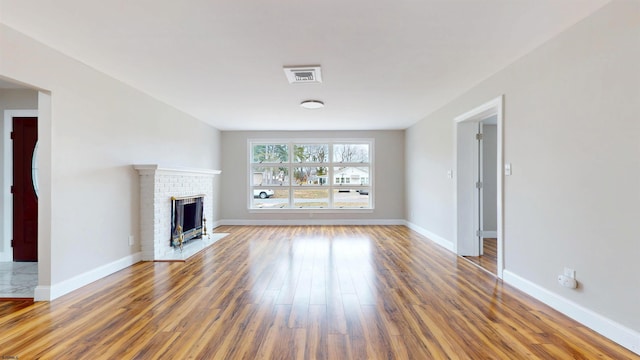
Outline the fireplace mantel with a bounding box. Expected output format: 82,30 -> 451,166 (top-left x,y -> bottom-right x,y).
134,164 -> 222,261
133,164 -> 222,176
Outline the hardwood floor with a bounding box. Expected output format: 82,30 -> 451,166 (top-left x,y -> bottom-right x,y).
464,237 -> 498,275
0,226 -> 635,359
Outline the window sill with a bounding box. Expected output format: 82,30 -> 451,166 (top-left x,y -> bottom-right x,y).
249,208 -> 374,214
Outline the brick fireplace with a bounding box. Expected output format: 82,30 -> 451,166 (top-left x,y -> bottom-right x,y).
134,165 -> 221,261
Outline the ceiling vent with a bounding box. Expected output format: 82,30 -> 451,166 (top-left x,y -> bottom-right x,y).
283,65 -> 322,84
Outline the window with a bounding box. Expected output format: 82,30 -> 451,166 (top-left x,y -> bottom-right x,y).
250,140 -> 373,210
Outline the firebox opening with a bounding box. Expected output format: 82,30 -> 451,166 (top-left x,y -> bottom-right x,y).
170,195 -> 204,248
183,203 -> 197,231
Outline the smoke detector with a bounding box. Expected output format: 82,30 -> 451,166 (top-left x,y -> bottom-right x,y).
283,65 -> 322,84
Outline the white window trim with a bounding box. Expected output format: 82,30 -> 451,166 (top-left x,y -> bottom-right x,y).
248,139 -> 374,211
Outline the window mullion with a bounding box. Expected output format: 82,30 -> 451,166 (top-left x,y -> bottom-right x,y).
328,144 -> 334,208
288,144 -> 293,208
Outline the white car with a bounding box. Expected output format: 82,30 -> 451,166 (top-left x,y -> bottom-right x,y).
253,189 -> 275,199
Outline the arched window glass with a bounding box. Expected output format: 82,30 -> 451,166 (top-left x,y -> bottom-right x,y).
32,141 -> 39,197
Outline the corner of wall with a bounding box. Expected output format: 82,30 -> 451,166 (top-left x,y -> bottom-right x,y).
41,252 -> 142,301
404,221 -> 456,253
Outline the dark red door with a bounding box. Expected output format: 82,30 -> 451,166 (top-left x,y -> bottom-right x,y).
12,117 -> 38,262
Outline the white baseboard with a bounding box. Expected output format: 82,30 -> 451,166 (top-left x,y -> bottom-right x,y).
503,270 -> 640,355
218,219 -> 406,226
33,285 -> 51,301
404,221 -> 455,253
35,252 -> 143,301
0,251 -> 11,262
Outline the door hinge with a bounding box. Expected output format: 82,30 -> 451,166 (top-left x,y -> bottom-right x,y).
10,240 -> 13,248
476,230 -> 482,237
10,185 -> 14,194
475,133 -> 483,140
475,181 -> 483,189
10,131 -> 14,140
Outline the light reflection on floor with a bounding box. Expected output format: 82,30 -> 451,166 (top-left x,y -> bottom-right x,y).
247,233 -> 375,305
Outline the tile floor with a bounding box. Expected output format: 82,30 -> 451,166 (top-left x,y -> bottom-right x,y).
0,262 -> 37,298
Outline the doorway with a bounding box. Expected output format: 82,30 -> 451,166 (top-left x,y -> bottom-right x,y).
1,108 -> 39,298
455,96 -> 504,278
1,84 -> 49,300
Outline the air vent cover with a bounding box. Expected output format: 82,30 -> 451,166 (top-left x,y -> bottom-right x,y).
283,65 -> 322,84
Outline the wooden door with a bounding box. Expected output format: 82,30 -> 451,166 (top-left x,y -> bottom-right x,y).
12,117 -> 38,262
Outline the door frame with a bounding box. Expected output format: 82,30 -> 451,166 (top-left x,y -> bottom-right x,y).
454,96 -> 504,278
3,109 -> 38,262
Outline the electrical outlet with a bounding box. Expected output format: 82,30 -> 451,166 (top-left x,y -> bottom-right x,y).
558,275 -> 577,289
128,235 -> 134,246
563,267 -> 575,279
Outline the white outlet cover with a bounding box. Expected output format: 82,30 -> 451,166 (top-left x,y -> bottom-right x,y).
558,275 -> 577,288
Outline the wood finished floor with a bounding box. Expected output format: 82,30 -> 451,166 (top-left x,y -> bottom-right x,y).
0,226 -> 636,359
464,237 -> 498,275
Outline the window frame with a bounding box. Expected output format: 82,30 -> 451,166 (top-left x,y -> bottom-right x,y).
248,139 -> 374,212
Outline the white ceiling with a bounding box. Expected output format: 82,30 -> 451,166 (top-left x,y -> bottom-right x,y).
0,0 -> 609,131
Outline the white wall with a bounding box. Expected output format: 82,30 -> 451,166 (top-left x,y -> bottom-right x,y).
0,24 -> 222,298
406,0 -> 640,347
0,89 -> 38,261
221,130 -> 404,224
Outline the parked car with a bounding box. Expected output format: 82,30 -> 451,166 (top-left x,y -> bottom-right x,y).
253,189 -> 275,199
